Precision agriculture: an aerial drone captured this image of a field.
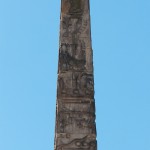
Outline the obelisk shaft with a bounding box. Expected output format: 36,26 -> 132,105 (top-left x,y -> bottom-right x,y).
54,0 -> 97,149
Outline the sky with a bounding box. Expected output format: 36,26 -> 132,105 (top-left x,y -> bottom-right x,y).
0,0 -> 150,150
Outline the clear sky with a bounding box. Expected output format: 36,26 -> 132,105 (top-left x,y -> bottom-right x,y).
0,0 -> 150,150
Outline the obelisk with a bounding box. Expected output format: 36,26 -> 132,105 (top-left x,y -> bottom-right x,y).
54,0 -> 97,149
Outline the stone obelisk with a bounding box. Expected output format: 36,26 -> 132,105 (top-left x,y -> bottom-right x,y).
54,0 -> 97,149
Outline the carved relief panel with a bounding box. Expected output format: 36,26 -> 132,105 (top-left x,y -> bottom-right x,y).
60,15 -> 90,39
61,0 -> 83,16
56,101 -> 96,134
61,0 -> 90,15
61,17 -> 82,38
57,72 -> 94,98
57,111 -> 96,134
56,135 -> 97,150
58,41 -> 93,72
59,40 -> 86,72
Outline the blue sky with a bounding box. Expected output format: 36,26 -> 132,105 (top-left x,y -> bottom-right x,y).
0,0 -> 150,150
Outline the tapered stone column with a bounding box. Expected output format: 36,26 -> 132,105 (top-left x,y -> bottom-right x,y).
54,0 -> 97,149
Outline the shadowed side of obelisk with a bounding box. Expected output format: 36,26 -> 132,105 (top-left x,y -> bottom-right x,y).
54,1 -> 97,150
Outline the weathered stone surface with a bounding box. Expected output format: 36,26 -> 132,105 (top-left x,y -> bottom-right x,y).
54,0 -> 97,150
